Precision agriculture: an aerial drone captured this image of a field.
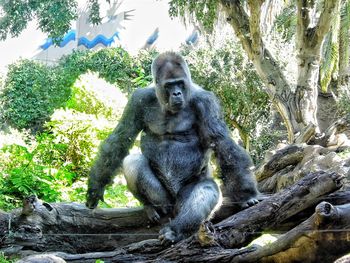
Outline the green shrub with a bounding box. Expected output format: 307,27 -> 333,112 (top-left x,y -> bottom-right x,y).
65,72 -> 128,119
0,47 -> 154,131
0,144 -> 62,204
250,127 -> 286,165
0,60 -> 71,130
46,108 -> 116,177
132,49 -> 158,87
0,252 -> 15,263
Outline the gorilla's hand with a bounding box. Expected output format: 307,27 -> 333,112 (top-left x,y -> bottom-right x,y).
86,187 -> 105,209
144,205 -> 161,223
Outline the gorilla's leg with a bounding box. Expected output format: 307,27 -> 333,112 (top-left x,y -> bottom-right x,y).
159,178 -> 220,244
123,154 -> 173,222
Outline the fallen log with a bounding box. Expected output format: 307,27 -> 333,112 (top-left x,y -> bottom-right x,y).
214,170 -> 343,248
0,170 -> 343,261
0,197 -> 165,253
239,201 -> 350,263
16,202 -> 350,263
257,143 -> 349,193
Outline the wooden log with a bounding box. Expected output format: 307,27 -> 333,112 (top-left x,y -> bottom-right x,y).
294,123 -> 316,144
214,170 -> 343,248
239,202 -> 350,263
1,196 -> 165,253
255,145 -> 305,181
17,202 -> 350,263
1,170 -> 343,261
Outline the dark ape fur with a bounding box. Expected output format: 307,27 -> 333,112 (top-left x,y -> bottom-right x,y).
86,52 -> 259,244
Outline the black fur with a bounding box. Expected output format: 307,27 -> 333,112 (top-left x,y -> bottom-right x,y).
86,52 -> 259,244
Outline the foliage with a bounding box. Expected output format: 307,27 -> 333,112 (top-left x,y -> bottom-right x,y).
0,113 -> 112,209
182,38 -> 270,150
168,0 -> 219,32
0,0 -> 89,43
132,50 -> 158,87
65,73 -> 127,119
320,6 -> 340,93
0,60 -> 71,130
339,0 -> 350,79
46,108 -> 116,177
0,72 -> 138,210
0,252 -> 14,263
0,47 -> 151,131
59,47 -> 138,93
273,4 -> 297,42
336,88 -> 350,116
250,127 -> 286,165
0,143 -> 64,208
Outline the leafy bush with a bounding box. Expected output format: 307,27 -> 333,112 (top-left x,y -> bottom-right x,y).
250,127 -> 286,165
0,144 -> 62,206
132,49 -> 158,87
46,108 -> 116,177
0,252 -> 14,263
0,60 -> 71,130
65,72 -> 128,119
0,47 -> 151,131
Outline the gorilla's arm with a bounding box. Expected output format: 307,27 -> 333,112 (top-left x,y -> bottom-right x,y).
194,91 -> 259,207
86,90 -> 144,208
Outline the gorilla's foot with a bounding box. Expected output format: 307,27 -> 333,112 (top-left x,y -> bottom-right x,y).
240,197 -> 259,209
159,226 -> 182,245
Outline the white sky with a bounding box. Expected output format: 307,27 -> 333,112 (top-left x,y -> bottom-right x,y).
0,0 -> 193,74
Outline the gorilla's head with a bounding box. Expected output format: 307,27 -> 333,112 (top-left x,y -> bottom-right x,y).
151,52 -> 192,113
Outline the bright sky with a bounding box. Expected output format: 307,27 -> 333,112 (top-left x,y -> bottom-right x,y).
0,0 -> 193,74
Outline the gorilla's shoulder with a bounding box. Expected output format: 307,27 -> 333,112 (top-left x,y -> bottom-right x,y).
191,85 -> 218,107
131,87 -> 157,104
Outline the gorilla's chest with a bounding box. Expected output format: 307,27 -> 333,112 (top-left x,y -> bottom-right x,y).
144,106 -> 196,135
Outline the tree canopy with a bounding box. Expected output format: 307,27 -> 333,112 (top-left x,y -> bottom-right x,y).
0,0 -> 104,42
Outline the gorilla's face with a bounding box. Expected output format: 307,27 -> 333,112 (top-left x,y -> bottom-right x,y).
153,54 -> 192,114
163,79 -> 187,113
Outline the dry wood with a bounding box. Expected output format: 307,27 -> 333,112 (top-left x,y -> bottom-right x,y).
255,144 -> 305,181
1,170 -> 344,263
16,201 -> 350,263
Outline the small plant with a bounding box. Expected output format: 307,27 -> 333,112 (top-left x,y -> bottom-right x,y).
0,252 -> 14,263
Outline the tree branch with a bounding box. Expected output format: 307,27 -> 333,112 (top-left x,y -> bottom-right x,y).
247,0 -> 264,55
314,0 -> 341,45
220,0 -> 297,142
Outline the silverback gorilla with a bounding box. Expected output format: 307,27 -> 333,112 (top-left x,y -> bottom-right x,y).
86,52 -> 259,244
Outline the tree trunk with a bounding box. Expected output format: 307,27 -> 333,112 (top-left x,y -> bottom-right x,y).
295,0 -> 341,134
220,0 -> 341,142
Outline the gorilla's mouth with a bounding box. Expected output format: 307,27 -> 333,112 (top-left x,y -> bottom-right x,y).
170,101 -> 184,111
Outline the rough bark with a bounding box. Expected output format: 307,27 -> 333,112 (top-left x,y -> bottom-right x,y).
256,141 -> 350,193
0,199 -> 164,253
1,170 -> 344,262
295,0 -> 341,133
220,0 -> 297,142
14,201 -> 350,263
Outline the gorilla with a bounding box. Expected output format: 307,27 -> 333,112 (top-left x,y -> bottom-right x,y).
86,52 -> 259,244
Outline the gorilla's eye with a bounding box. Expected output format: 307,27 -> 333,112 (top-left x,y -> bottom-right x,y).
164,83 -> 172,90
177,81 -> 184,89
